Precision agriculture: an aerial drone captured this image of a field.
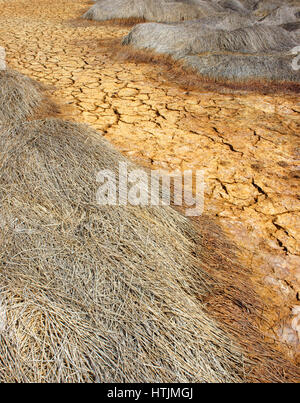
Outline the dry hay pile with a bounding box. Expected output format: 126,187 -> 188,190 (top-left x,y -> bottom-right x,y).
182,52 -> 300,82
188,25 -> 297,54
123,24 -> 296,56
0,69 -> 47,128
0,118 -> 244,382
0,117 -> 300,382
83,0 -> 224,23
121,11 -> 300,85
85,0 -> 300,86
121,14 -> 257,57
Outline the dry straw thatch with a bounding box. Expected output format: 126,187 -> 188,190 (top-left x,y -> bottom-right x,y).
83,0 -> 223,23
121,13 -> 256,56
0,117 -> 299,382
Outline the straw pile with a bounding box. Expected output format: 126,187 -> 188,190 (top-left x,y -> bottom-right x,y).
0,47 -> 5,71
0,69 -> 45,128
120,5 -> 300,85
84,0 -> 299,85
181,52 -> 300,82
83,0 -> 224,23
1,117 -> 300,382
0,118 -> 245,382
122,24 -> 297,56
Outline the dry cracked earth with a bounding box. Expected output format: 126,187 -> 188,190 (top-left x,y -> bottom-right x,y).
0,0 -> 299,361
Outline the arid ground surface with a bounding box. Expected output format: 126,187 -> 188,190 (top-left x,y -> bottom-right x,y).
0,0 -> 299,360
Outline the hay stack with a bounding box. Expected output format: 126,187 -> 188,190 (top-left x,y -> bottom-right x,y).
1,118 -> 299,382
122,14 -> 257,57
182,52 -> 300,82
0,69 -> 44,128
122,21 -> 300,83
189,25 -> 297,54
0,118 -> 245,382
83,0 -> 223,23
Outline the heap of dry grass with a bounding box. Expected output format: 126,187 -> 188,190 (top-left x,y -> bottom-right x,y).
0,118 -> 243,383
181,52 -> 300,83
0,69 -> 44,127
103,0 -> 298,87
0,118 -> 299,382
190,25 -> 297,53
83,0 -> 223,23
0,69 -> 59,128
123,23 -> 297,56
121,20 -> 300,85
98,37 -> 300,93
121,13 -> 256,57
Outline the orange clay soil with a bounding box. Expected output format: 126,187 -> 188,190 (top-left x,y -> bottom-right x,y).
0,0 -> 299,362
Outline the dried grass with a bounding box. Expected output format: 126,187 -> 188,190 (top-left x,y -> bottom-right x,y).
122,22 -> 298,57
0,118 -> 243,383
0,69 -> 59,128
69,15 -> 146,28
0,118 -> 299,382
118,19 -> 300,90
102,38 -> 300,94
182,52 -> 300,84
82,0 -> 221,23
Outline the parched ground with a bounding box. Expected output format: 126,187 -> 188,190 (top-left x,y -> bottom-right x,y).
0,0 -> 299,360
